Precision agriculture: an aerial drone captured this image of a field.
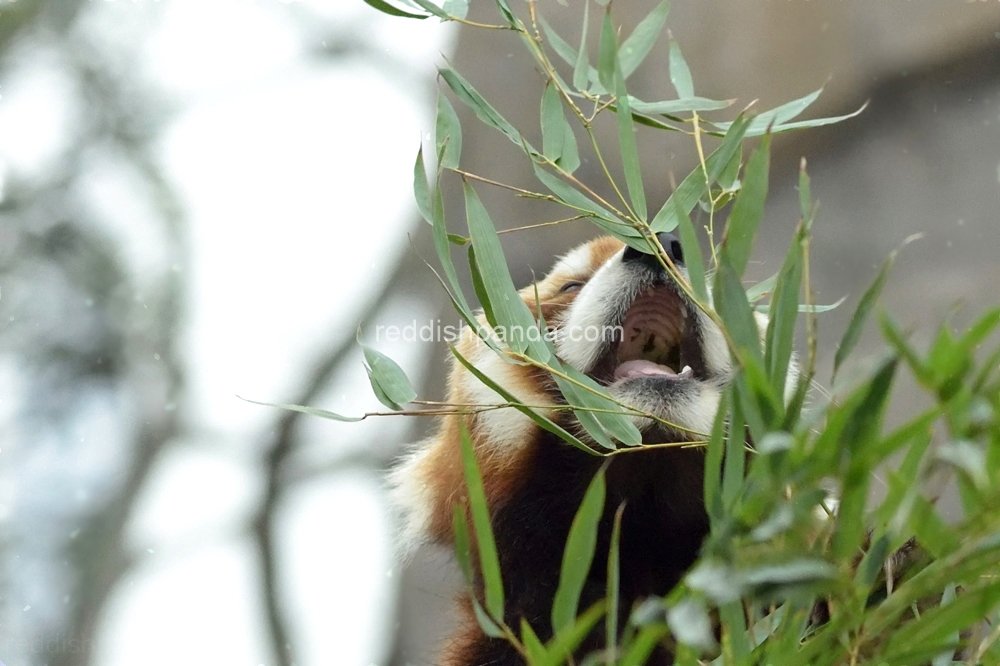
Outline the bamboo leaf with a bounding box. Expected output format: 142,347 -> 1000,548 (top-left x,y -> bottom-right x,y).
464,181 -> 551,360
649,114 -> 751,232
881,583 -> 1000,663
409,0 -> 449,19
628,96 -> 732,115
468,245 -> 498,329
452,503 -> 473,584
765,224 -> 804,400
714,248 -> 763,363
722,134 -> 771,278
764,102 -> 867,136
552,468 -> 607,634
360,342 -> 418,409
413,146 -> 432,224
458,420 -> 505,621
618,0 -> 670,78
541,82 -> 580,174
573,1 -> 590,90
553,359 -> 643,447
436,93 -> 462,169
668,39 -> 694,99
704,389 -> 731,522
597,7 -> 616,92
542,602 -> 607,666
674,198 -> 707,303
440,65 -> 527,150
620,624 -> 669,666
237,397 -> 363,422
362,0 -> 430,19
833,248 -> 899,381
714,87 -> 823,135
606,503 -> 625,657
442,0 -> 468,19
615,65 -> 647,220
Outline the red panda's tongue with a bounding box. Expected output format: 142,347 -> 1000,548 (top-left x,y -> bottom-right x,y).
614,359 -> 676,380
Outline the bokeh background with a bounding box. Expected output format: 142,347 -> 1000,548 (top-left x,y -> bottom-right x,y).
0,1 -> 998,665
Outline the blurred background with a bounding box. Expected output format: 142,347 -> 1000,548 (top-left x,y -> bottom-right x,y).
0,1 -> 998,665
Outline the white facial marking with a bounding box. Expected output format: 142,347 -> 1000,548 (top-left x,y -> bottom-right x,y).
554,248 -> 633,373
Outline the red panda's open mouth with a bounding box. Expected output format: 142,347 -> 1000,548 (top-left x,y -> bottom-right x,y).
612,285 -> 693,382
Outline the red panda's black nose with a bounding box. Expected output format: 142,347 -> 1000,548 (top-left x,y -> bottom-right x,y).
622,232 -> 684,270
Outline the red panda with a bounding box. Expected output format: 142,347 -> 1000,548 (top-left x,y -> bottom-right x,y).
389,232 -> 775,666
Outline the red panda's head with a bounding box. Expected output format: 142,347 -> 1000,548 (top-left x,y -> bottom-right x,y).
389,233 -> 771,553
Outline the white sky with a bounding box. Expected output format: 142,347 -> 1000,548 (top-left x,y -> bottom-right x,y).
0,1 -> 454,665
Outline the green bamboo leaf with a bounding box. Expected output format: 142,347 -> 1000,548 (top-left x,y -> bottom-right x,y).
754,298 -> 845,315
442,0 -> 468,19
833,247 -> 900,381
628,96 -> 733,115
573,1 -> 590,90
722,134 -> 771,278
717,139 -> 743,191
649,114 -> 751,232
458,420 -> 505,621
597,7 -> 616,92
452,503 -> 473,584
436,93 -> 462,169
362,0 -> 429,19
618,0 -> 670,79
468,245 -> 498,329
715,87 -> 822,135
881,584 -> 1000,663
540,82 -> 580,173
740,559 -> 836,587
543,602 -> 607,666
530,163 -> 646,248
554,359 -> 643,446
798,158 -> 813,224
668,39 -> 694,99
413,146 -> 432,224
440,65 -> 527,149
615,66 -> 647,220
713,248 -> 763,363
606,503 -> 625,657
763,102 -> 867,136
830,359 -> 898,559
552,468 -> 607,634
472,599 -> 505,637
409,0 -> 449,19
674,198 -> 707,303
493,0 -> 517,27
541,82 -> 566,163
449,344 -> 596,455
764,224 -> 804,400
360,342 -> 418,409
237,397 -> 363,422
464,181 -> 551,360
746,271 -> 778,303
619,624 -> 669,666
720,601 -> 751,662
722,394 -> 747,508
704,389 -> 731,522
521,619 -> 548,662
429,180 -> 480,334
